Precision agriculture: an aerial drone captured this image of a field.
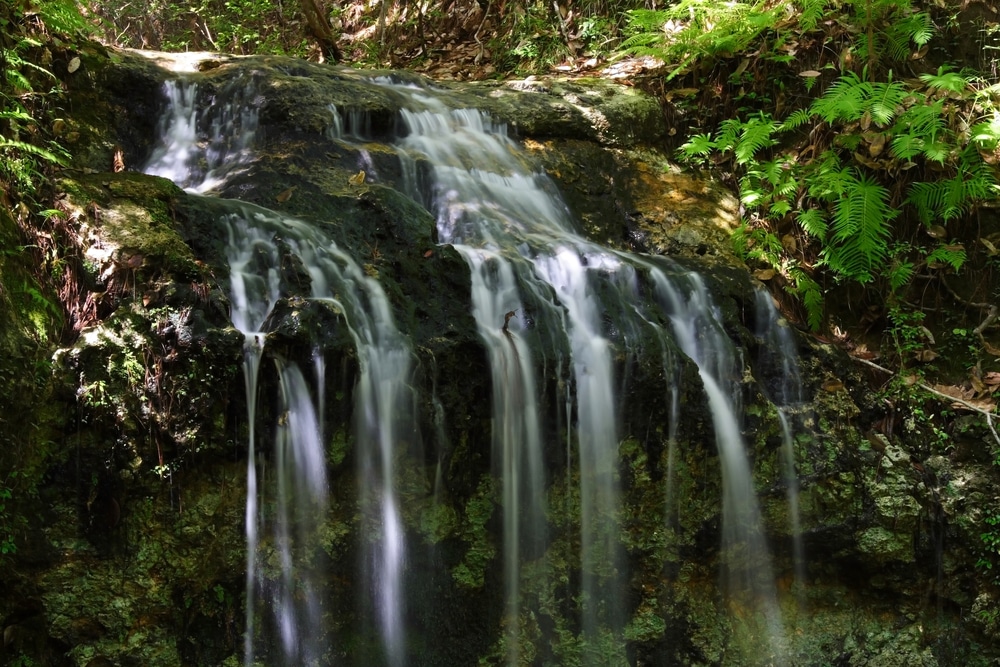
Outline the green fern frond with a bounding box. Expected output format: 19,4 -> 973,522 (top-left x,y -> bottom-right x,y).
681,133 -> 717,157
907,163 -> 999,223
811,71 -> 870,124
892,100 -> 945,141
867,77 -> 908,126
885,12 -> 933,60
825,171 -> 897,282
919,65 -> 971,94
787,267 -> 824,330
735,114 -> 779,165
797,208 -> 828,242
715,118 -> 744,153
795,0 -> 826,32
888,259 -> 914,292
969,116 -> 1000,150
922,141 -> 949,163
779,108 -> 812,131
926,244 -> 966,272
0,139 -> 68,166
890,132 -> 925,161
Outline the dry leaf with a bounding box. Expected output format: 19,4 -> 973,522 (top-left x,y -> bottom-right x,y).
983,371 -> 1000,386
275,187 -> 296,203
798,70 -> 821,78
926,224 -> 947,239
868,133 -> 886,157
348,170 -> 366,186
423,250 -> 434,258
753,268 -> 776,281
67,56 -> 81,74
913,349 -> 939,362
822,379 -> 845,392
980,237 -> 999,256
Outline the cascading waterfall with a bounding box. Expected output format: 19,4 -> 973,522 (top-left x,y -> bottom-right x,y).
144,78 -> 411,665
652,268 -> 787,659
388,83 -> 639,655
140,62 -> 811,665
756,290 -> 807,598
145,76 -> 259,194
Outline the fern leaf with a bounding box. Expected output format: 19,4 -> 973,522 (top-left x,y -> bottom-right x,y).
919,65 -> 971,94
735,114 -> 778,165
681,133 -> 716,157
926,244 -> 966,272
0,139 -> 68,166
788,267 -> 824,330
779,108 -> 812,131
890,132 -> 925,161
797,208 -> 828,242
810,71 -> 869,124
867,78 -> 908,127
889,260 -> 914,292
826,172 -> 897,282
795,0 -> 826,32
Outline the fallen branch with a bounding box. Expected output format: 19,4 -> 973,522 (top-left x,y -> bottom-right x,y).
853,357 -> 1000,448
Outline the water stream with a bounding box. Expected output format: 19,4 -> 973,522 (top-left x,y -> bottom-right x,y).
143,64 -> 808,665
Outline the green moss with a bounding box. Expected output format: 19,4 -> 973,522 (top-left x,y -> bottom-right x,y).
452,475 -> 498,589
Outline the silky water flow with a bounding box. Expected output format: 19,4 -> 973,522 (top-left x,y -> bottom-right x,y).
143,65 -> 807,665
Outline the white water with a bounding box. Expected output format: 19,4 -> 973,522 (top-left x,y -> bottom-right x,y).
145,77 -> 259,193
756,291 -> 807,598
142,70 -> 810,665
389,84 -> 638,654
652,269 -> 787,660
145,84 -> 412,664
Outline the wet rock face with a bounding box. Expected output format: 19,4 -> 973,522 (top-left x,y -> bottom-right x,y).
3,45 -> 998,667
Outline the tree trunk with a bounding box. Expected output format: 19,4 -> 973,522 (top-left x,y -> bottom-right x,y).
299,0 -> 342,62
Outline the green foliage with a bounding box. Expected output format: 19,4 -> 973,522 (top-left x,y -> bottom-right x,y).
624,0 -> 786,80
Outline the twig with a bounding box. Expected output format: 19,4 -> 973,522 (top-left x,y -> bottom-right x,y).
853,356 -> 1000,448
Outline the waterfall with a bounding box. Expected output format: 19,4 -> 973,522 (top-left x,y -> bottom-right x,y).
145,76 -> 259,194
755,290 -> 807,599
141,64 -> 809,665
144,78 -> 412,665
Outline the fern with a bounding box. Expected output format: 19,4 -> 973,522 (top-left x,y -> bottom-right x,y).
907,162 -> 998,224
0,139 -> 68,166
734,113 -> 778,165
811,71 -> 870,124
919,65 -> 971,95
796,0 -> 826,32
788,267 -> 824,330
824,171 -> 897,282
779,108 -> 812,131
797,208 -> 828,242
680,134 -> 716,160
926,243 -> 966,272
867,77 -> 908,126
884,12 -> 933,60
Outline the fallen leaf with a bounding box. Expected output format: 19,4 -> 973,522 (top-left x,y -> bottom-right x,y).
822,379 -> 845,392
753,268 -> 776,281
423,250 -> 434,258
913,349 -> 939,362
983,371 -> 1000,386
348,170 -> 366,186
868,133 -> 886,157
67,56 -> 81,73
275,187 -> 296,203
980,237 -> 999,256
926,224 -> 947,239
798,70 -> 821,78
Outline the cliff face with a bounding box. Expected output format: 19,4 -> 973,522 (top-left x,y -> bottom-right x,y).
0,45 -> 997,667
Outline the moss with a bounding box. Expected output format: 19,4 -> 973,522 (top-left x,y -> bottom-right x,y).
452,475 -> 498,589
